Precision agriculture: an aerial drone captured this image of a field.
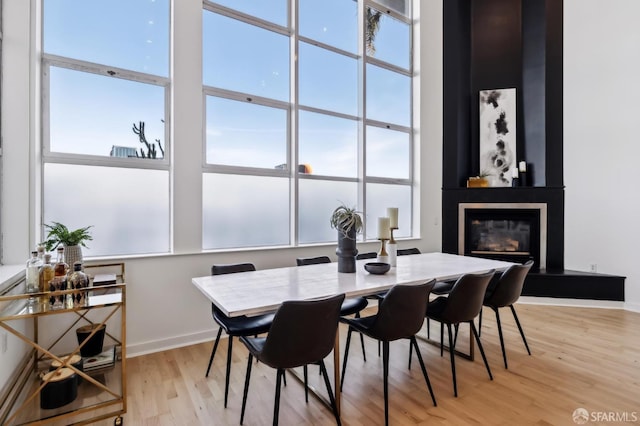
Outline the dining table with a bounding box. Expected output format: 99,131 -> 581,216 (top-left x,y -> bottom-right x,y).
192,252 -> 516,413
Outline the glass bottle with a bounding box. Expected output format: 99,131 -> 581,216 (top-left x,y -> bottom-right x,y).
26,251 -> 43,304
36,244 -> 45,261
39,253 -> 55,304
54,246 -> 69,277
53,247 -> 69,307
67,262 -> 89,306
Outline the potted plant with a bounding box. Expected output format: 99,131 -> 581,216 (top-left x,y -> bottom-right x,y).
330,205 -> 363,273
43,222 -> 93,268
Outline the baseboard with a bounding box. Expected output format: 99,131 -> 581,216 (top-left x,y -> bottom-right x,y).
519,296 -> 625,309
624,301 -> 640,313
126,329 -> 218,358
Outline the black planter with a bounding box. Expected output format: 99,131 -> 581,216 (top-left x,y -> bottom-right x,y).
336,228 -> 358,273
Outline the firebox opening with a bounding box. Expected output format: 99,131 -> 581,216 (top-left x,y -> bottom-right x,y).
458,203 -> 547,270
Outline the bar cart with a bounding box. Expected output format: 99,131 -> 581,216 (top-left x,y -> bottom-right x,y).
0,263 -> 126,425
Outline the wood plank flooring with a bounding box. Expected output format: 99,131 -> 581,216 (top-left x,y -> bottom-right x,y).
109,304 -> 640,425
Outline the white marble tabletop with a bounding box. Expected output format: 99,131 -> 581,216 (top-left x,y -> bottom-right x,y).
192,253 -> 516,318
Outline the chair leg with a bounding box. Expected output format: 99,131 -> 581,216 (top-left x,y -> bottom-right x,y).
427,318 -> 431,339
478,307 -> 483,337
453,323 -> 460,348
224,336 -> 233,408
319,360 -> 342,426
340,326 -> 353,391
382,340 -> 390,426
440,322 -> 444,357
272,369 -> 284,426
355,312 -> 367,362
446,323 -> 458,397
303,365 -> 309,403
408,338 -> 413,370
240,354 -> 253,425
205,327 -> 223,377
378,340 -> 381,357
410,337 -> 437,406
470,321 -> 493,381
494,307 -> 508,369
510,305 -> 532,355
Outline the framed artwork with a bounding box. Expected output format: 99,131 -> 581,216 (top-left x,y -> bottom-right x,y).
479,88 -> 517,187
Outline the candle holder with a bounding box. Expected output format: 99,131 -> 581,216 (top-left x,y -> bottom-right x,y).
377,238 -> 389,264
388,227 -> 398,266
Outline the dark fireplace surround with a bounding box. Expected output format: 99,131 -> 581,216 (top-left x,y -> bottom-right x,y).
441,0 -> 624,301
443,188 -> 563,271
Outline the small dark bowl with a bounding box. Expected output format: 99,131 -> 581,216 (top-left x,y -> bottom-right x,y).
364,262 -> 391,275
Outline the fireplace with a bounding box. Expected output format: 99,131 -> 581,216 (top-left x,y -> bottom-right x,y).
458,203 -> 547,269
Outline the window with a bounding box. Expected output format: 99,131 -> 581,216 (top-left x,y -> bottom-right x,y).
202,0 -> 414,249
42,0 -> 170,256
0,1 -> 3,262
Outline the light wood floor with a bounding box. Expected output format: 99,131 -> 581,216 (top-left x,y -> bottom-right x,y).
114,304 -> 640,425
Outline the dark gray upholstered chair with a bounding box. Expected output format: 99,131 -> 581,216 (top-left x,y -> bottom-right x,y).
239,294 -> 345,426
206,263 -> 275,408
424,270 -> 496,397
396,247 -> 421,256
479,260 -> 534,368
355,251 -> 377,260
341,281 -> 437,426
295,256 -> 368,361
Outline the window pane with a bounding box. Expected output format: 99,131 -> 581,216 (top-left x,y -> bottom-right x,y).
49,67 -> 165,158
366,64 -> 411,126
366,7 -> 410,69
205,97 -> 287,168
299,0 -> 357,53
365,183 -> 412,240
299,42 -> 358,116
210,0 -> 286,27
44,0 -> 169,76
203,174 -> 289,249
376,0 -> 410,18
44,164 -> 170,256
203,11 -> 289,101
298,180 -> 358,244
366,126 -> 410,179
298,111 -> 357,178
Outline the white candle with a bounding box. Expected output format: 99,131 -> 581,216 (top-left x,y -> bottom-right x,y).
387,207 -> 398,228
378,217 -> 391,239
512,168 -> 519,178
519,161 -> 527,172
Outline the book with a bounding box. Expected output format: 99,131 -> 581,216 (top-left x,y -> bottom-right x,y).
83,346 -> 116,371
92,273 -> 117,286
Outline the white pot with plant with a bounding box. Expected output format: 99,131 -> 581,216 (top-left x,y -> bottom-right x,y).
43,222 -> 93,268
330,205 -> 363,273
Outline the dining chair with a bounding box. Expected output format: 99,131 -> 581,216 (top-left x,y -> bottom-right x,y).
206,263 -> 275,408
341,281 -> 437,426
296,256 -> 369,361
479,260 -> 534,368
239,294 -> 345,426
396,247 -> 421,256
423,270 -> 496,397
355,252 -> 377,260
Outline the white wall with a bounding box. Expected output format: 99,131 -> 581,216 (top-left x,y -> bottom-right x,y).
563,0 -> 640,311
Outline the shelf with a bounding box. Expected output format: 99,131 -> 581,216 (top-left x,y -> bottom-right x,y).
10,352 -> 124,425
